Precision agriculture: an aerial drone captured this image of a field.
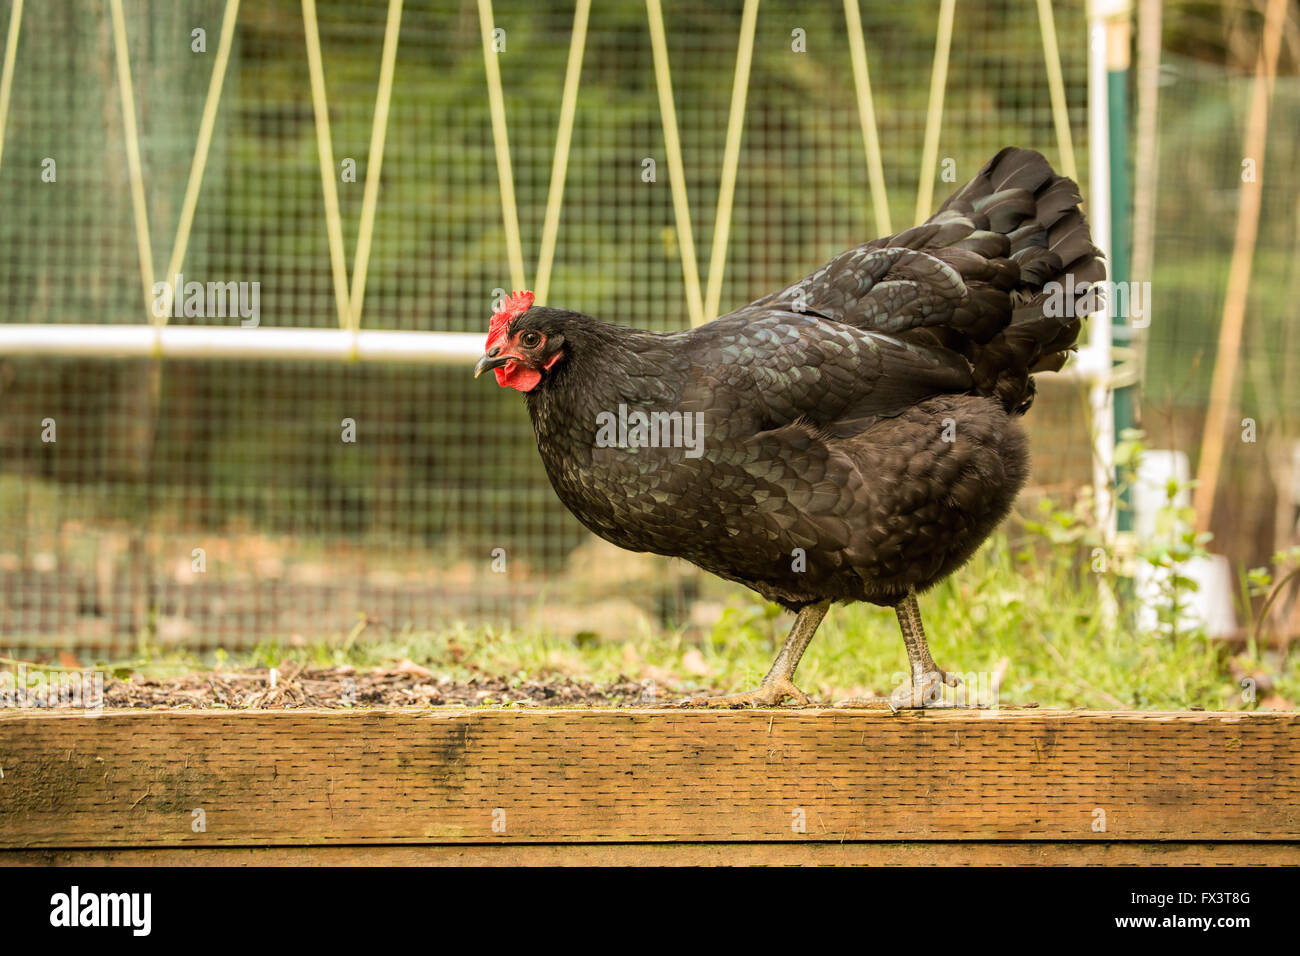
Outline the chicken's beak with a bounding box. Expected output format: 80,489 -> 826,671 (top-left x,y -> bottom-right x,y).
474,352 -> 513,379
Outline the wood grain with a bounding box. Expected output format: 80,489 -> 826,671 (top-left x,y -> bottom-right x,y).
5,843 -> 1297,867
0,709 -> 1295,855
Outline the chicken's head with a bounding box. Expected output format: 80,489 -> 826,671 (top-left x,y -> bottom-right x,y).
474,290 -> 566,392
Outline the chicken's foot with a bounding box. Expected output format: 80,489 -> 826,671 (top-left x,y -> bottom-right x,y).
683,600 -> 829,708
892,587 -> 961,707
832,588 -> 962,709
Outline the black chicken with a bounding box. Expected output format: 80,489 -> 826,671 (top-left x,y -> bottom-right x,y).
474,148 -> 1103,707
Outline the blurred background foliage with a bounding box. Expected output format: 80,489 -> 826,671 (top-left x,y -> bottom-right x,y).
0,1 -> 1298,708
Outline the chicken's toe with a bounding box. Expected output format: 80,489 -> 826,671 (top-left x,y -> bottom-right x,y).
894,669 -> 964,708
679,677 -> 813,709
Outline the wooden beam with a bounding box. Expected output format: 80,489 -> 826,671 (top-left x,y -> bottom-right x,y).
4,842 -> 1296,867
0,710 -> 1296,853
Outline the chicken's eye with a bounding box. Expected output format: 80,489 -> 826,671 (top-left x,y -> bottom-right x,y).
519,331 -> 542,348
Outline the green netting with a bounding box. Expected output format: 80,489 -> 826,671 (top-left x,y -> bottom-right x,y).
4,0 -> 1281,654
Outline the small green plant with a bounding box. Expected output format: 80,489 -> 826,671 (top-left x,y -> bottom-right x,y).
1247,545 -> 1300,640
1136,477 -> 1213,640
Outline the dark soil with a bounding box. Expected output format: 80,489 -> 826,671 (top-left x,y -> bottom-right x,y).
101,664 -> 679,709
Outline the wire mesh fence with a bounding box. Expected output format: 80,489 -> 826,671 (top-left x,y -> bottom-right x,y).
0,0 -> 1293,656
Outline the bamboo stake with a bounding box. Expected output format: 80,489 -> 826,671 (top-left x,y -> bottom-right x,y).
478,0 -> 527,294
1035,0 -> 1079,182
108,0 -> 157,321
646,0 -> 704,325
0,0 -> 22,173
302,0 -> 354,331
843,0 -> 890,236
348,0 -> 404,329
1194,0 -> 1287,533
703,0 -> 759,321
914,0 -> 955,223
161,0 -> 241,327
533,0 -> 591,306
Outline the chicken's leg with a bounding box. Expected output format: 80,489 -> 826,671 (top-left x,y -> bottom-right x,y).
684,600 -> 830,707
830,588 -> 963,710
893,587 -> 961,708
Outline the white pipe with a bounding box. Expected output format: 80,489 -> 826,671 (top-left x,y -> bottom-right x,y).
0,324 -> 484,364
1087,1 -> 1115,542
0,323 -> 1108,381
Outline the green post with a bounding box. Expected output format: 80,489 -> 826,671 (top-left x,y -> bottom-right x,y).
1107,7 -> 1135,531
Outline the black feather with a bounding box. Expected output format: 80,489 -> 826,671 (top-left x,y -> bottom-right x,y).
498,148 -> 1102,613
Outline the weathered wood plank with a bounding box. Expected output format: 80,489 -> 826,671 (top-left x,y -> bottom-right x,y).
0,709 -> 1295,848
3,842 -> 1297,867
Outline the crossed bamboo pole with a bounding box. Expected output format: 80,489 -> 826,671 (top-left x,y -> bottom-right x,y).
302,0 -> 404,337
0,0 -> 1084,361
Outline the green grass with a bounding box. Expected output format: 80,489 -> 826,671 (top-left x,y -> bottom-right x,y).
72,523 -> 1294,711
14,458 -> 1300,711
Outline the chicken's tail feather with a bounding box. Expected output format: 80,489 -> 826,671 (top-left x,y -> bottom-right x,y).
738,147 -> 1104,416
929,147 -> 1105,414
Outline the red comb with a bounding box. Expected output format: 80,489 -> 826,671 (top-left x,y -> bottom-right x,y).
486,290 -> 535,349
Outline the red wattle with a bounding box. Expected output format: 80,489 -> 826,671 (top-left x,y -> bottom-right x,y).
495,360 -> 542,392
